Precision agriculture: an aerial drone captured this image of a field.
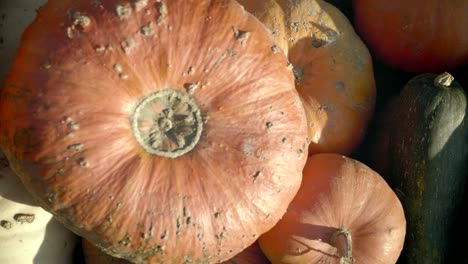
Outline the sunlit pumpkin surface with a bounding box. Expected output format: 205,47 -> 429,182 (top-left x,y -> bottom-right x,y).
0,0 -> 309,263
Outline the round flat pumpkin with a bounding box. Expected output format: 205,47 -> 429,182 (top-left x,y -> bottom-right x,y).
259,154 -> 406,264
0,0 -> 308,263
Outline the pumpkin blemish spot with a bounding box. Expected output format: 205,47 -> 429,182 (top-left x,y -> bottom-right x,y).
67,143 -> 83,152
66,13 -> 91,38
185,82 -> 199,94
77,157 -> 89,167
132,0 -> 148,11
271,45 -> 280,54
121,38 -> 136,54
266,122 -> 273,128
73,13 -> 91,29
290,22 -> 299,32
119,73 -> 129,80
67,121 -> 79,130
253,171 -> 261,182
156,2 -> 168,24
161,229 -> 168,240
41,61 -> 52,70
118,235 -> 131,247
116,5 -> 132,19
232,27 -> 250,45
113,64 -> 123,72
336,81 -> 345,91
141,21 -> 154,36
184,66 -> 195,76
95,45 -> 106,52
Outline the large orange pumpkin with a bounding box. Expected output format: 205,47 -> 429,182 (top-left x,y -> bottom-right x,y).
353,0 -> 468,74
237,0 -> 376,155
258,154 -> 406,264
0,0 -> 309,263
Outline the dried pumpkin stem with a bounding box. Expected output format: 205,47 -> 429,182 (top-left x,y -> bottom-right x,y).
331,229 -> 353,264
131,88 -> 203,158
434,72 -> 454,87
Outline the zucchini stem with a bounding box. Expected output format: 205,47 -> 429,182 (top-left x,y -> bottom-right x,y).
435,72 -> 454,87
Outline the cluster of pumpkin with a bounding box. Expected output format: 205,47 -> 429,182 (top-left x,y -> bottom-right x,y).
0,0 -> 466,264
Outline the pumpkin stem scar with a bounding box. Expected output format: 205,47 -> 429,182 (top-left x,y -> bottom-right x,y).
434,72 -> 454,87
331,229 -> 353,264
130,88 -> 203,158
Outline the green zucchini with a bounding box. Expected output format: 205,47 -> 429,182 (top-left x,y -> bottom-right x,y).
387,72 -> 468,263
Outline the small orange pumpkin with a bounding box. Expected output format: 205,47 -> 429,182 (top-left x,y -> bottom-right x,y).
258,154 -> 406,264
237,0 -> 376,155
0,0 -> 309,263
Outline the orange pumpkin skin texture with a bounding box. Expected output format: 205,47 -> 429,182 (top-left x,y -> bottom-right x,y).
353,0 -> 468,74
0,0 -> 309,263
258,154 -> 406,264
237,0 -> 376,155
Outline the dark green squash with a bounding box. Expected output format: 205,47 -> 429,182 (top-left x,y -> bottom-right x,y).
383,72 -> 468,263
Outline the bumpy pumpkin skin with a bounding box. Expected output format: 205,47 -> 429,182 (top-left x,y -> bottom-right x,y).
238,0 -> 376,155
0,0 -> 309,263
1,151 -> 78,264
258,154 -> 406,264
354,0 -> 468,74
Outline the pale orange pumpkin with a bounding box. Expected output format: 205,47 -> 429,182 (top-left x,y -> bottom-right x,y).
0,0 -> 309,263
237,0 -> 376,155
258,154 -> 406,264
